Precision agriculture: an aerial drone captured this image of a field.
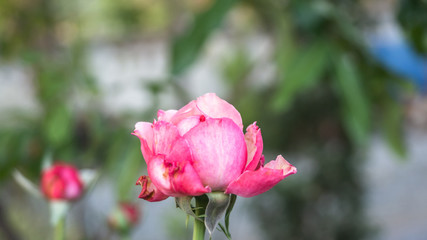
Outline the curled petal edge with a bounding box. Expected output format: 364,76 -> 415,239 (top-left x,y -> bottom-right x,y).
224,155 -> 297,198
244,122 -> 264,171
157,109 -> 178,122
132,122 -> 154,163
136,175 -> 169,202
195,93 -> 243,130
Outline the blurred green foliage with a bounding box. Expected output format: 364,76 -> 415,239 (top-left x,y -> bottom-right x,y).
398,0 -> 427,54
0,0 -> 423,239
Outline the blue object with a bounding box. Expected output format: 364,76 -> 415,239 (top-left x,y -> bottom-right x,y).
369,40 -> 427,93
366,21 -> 427,94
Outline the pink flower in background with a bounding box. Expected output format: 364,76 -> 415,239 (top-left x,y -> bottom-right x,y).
133,93 -> 297,202
41,163 -> 83,201
108,202 -> 140,233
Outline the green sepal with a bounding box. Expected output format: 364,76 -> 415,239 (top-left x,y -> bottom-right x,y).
175,196 -> 203,221
12,170 -> 42,199
205,192 -> 231,236
50,201 -> 70,226
218,223 -> 232,240
224,194 -> 237,236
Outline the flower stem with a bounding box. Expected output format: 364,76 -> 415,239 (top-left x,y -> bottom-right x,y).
54,216 -> 65,240
193,196 -> 207,240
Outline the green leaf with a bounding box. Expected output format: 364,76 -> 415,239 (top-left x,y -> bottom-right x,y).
175,196 -> 202,221
50,201 -> 70,226
44,106 -> 72,147
41,151 -> 53,171
224,194 -> 237,235
218,223 -> 232,239
117,144 -> 141,198
383,100 -> 406,157
205,192 -> 231,236
171,0 -> 237,76
222,49 -> 252,86
334,54 -> 370,146
12,170 -> 42,199
78,169 -> 98,190
272,40 -> 329,111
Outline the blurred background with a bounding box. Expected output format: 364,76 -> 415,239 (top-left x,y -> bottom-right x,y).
1,0 -> 427,239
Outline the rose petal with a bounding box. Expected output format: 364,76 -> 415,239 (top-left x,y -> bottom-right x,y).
41,163 -> 83,201
147,156 -> 174,196
244,122 -> 263,171
265,155 -> 297,178
195,93 -> 243,130
170,100 -> 202,125
184,118 -> 247,191
176,116 -> 203,136
145,122 -> 209,197
132,122 -> 154,163
157,109 -> 178,122
168,160 -> 212,196
152,121 -> 181,156
225,155 -> 297,198
136,175 -> 169,202
164,137 -> 211,196
147,154 -> 210,197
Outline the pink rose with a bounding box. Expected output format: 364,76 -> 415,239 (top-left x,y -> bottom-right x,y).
108,202 -> 140,233
40,163 -> 83,201
134,93 -> 296,202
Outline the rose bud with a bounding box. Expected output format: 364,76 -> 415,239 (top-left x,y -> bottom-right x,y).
40,163 -> 83,201
133,93 -> 297,202
108,202 -> 140,234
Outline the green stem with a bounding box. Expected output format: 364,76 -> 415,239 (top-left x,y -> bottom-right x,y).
193,196 -> 207,240
54,216 -> 65,240
121,235 -> 131,240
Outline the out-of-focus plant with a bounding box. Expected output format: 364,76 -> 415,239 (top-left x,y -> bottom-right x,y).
13,155 -> 97,240
167,0 -> 420,239
0,0 -> 424,239
0,0 -> 158,239
108,202 -> 140,238
398,0 -> 427,54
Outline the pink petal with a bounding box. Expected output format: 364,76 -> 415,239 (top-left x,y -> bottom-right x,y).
176,116 -> 203,136
184,118 -> 247,191
147,156 -> 174,196
157,109 -> 178,122
167,160 -> 212,196
164,136 -> 211,196
152,121 -> 181,156
170,100 -> 202,125
225,155 -> 297,198
147,152 -> 210,197
265,155 -> 297,178
195,93 -> 243,130
244,122 -> 264,171
132,122 -> 154,163
136,175 -> 169,202
147,123 -> 210,197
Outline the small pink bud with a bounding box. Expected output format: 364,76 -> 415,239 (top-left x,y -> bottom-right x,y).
40,163 -> 83,201
108,202 -> 140,233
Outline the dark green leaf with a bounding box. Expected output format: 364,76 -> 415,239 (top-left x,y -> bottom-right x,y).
383,100 -> 407,157
44,106 -> 72,146
218,223 -> 232,239
175,196 -> 202,221
224,194 -> 237,235
334,54 -> 370,146
205,192 -> 231,236
171,0 -> 237,75
272,40 -> 329,111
